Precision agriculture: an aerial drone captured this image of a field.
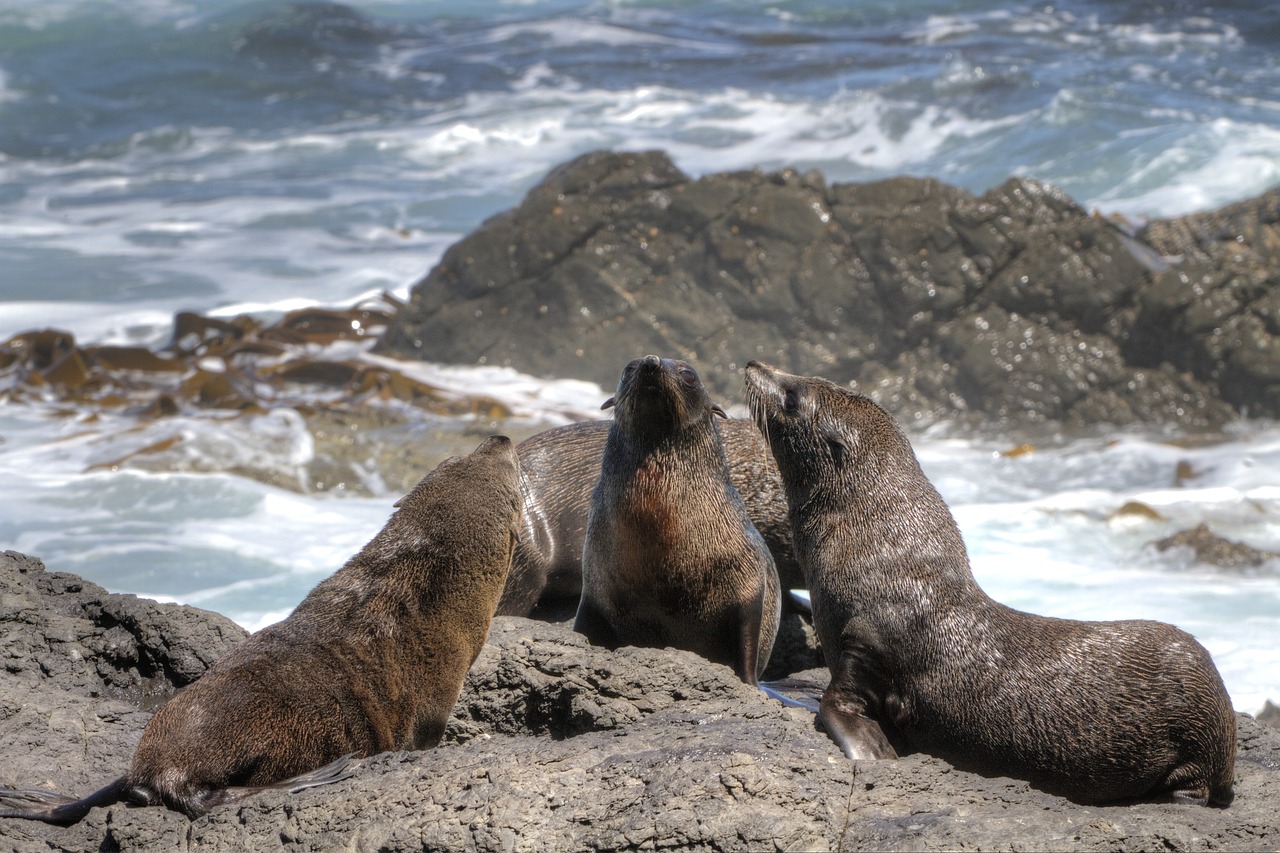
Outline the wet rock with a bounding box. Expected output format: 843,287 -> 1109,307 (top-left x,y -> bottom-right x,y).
2,551 -> 1278,852
1152,523 -> 1280,571
0,301 -> 550,498
380,150 -> 1277,429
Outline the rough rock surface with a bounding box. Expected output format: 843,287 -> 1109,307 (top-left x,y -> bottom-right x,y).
1152,523 -> 1280,572
379,150 -> 1280,429
2,550 -> 1277,852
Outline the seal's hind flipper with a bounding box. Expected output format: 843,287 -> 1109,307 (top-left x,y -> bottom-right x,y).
0,777 -> 130,825
187,753 -> 360,817
285,752 -> 357,793
0,788 -> 80,810
759,678 -> 822,713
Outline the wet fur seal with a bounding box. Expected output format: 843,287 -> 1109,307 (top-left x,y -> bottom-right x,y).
743,361 -> 1236,806
0,435 -> 522,823
574,355 -> 782,685
500,418 -> 797,618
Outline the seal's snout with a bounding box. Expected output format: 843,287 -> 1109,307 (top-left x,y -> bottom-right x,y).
743,360 -> 784,405
642,354 -> 662,368
476,434 -> 519,469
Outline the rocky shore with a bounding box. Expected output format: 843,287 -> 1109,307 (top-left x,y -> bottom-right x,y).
380,150 -> 1280,430
1,550 -> 1277,852
7,153 -> 1280,506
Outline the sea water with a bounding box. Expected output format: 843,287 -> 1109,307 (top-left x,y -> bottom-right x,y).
0,0 -> 1277,713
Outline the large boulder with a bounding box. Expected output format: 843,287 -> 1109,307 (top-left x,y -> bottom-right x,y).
379,150 -> 1280,429
1,551 -> 1277,852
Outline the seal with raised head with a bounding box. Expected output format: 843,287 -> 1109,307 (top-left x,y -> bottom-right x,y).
574,355 -> 781,685
743,360 -> 1236,806
500,417 -> 796,618
0,435 -> 522,823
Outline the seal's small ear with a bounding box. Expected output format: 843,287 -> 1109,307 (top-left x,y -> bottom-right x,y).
601,397 -> 616,410
711,403 -> 728,419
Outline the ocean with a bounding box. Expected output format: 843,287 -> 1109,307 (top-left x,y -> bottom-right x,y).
0,0 -> 1277,714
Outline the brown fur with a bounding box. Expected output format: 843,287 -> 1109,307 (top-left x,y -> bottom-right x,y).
744,361 -> 1236,806
574,355 -> 781,685
499,418 -> 796,617
0,436 -> 522,823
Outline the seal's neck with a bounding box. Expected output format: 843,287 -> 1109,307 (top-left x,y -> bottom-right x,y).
608,406 -> 722,462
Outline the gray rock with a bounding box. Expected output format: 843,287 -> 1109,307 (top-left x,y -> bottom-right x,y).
379,150 -> 1280,428
0,549 -> 246,703
2,551 -> 1277,852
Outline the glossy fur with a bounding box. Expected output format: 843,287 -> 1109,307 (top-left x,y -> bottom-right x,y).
575,355 -> 781,684
744,361 -> 1236,806
499,418 -> 797,616
0,436 -> 522,822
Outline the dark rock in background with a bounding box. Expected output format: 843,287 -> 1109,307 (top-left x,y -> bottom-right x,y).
1152,523 -> 1280,572
379,150 -> 1280,429
3,550 -> 1278,852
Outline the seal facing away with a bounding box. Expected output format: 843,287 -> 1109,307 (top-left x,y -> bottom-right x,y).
574,354 -> 781,685
743,361 -> 1235,806
0,435 -> 522,823
499,417 -> 796,618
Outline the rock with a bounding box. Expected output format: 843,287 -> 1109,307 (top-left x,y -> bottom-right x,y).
1133,190 -> 1280,415
1152,523 -> 1280,571
379,150 -> 1280,429
1259,700 -> 1280,730
0,550 -> 246,704
0,306 -> 556,498
2,550 -> 1278,852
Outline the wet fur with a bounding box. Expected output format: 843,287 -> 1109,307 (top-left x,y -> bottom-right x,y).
744,361 -> 1236,806
0,436 -> 522,822
575,355 -> 781,684
499,419 -> 797,616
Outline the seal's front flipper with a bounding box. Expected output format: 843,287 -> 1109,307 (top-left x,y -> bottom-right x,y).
572,599 -> 620,649
819,692 -> 898,760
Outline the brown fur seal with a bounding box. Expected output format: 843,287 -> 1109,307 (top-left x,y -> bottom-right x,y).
743,361 -> 1236,806
0,435 -> 522,823
574,355 -> 781,685
500,418 -> 796,618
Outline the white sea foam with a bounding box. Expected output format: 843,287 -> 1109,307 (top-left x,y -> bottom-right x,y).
483,18 -> 723,52
1092,119 -> 1280,218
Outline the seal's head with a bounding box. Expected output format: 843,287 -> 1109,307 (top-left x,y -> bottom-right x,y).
743,360 -> 912,511
603,354 -> 726,436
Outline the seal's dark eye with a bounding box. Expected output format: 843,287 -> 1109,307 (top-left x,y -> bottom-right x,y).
678,367 -> 698,386
826,436 -> 847,466
783,388 -> 801,415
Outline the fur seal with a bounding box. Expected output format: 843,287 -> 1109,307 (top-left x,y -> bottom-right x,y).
743,361 -> 1236,806
0,435 -> 522,823
500,418 -> 796,618
573,354 -> 781,685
